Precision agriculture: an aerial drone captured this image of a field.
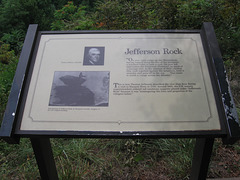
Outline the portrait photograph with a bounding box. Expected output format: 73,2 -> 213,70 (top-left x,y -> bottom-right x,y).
49,71 -> 110,106
83,47 -> 105,65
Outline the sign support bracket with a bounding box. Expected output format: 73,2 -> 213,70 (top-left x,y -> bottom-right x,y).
30,138 -> 59,180
190,138 -> 214,180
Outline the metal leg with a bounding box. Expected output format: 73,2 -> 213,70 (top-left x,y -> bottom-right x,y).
190,138 -> 214,180
31,138 -> 59,180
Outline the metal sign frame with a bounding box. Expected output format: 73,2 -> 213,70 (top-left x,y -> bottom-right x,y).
0,23 -> 239,143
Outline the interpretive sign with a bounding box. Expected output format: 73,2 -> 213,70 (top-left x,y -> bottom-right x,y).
17,32 -> 222,133
1,23 -> 239,140
1,23 -> 239,180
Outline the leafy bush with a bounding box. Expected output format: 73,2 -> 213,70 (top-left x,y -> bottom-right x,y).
93,0 -> 160,30
0,42 -> 18,123
51,1 -> 95,31
1,30 -> 25,54
0,0 -> 55,37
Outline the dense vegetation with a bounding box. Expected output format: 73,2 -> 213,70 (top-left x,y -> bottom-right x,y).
0,0 -> 239,179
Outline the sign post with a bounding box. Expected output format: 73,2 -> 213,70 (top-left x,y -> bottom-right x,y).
1,23 -> 239,179
30,138 -> 58,180
190,138 -> 215,179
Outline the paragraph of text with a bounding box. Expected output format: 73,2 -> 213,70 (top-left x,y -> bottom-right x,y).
113,82 -> 201,95
126,59 -> 184,77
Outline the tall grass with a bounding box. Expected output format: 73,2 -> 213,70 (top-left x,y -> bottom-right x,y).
0,138 -> 196,179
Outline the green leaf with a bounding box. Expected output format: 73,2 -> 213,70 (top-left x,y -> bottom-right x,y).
133,154 -> 144,162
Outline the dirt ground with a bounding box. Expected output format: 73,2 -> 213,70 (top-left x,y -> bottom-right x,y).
208,140 -> 240,178
97,139 -> 240,180
129,139 -> 240,180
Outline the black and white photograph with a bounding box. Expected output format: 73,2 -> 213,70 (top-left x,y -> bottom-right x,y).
83,47 -> 105,65
49,71 -> 109,106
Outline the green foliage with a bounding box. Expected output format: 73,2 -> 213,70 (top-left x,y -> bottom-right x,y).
0,0 -> 28,35
176,0 -> 217,29
217,1 -> 240,107
0,42 -> 15,64
92,0 -> 220,30
51,0 -> 98,10
93,0 -> 154,30
51,1 -> 95,30
1,30 -> 25,54
92,0 -> 239,30
0,42 -> 18,123
51,0 -> 70,9
121,139 -> 145,165
0,0 -> 55,36
0,0 -> 56,53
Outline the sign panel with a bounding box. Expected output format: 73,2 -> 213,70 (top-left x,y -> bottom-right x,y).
19,33 -> 221,132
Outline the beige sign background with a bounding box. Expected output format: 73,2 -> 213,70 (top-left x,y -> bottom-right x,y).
20,33 -> 221,132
